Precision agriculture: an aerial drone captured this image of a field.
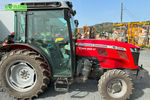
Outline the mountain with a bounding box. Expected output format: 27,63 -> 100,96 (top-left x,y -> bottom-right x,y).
79,22 -> 114,33
93,22 -> 113,33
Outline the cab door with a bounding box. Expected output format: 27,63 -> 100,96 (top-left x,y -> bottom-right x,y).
27,10 -> 72,77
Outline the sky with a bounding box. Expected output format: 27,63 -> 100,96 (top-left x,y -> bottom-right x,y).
0,0 -> 150,27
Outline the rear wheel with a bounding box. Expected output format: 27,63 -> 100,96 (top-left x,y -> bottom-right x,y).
0,49 -> 50,99
98,69 -> 133,100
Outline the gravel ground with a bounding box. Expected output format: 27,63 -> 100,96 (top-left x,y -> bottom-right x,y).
0,48 -> 150,100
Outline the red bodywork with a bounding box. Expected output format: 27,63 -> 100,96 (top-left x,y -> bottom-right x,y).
76,39 -> 140,69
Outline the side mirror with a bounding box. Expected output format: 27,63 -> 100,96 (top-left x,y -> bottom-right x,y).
74,20 -> 79,27
72,10 -> 76,16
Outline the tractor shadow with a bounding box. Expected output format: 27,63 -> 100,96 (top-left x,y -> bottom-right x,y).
129,69 -> 150,100
37,80 -> 100,100
38,69 -> 150,100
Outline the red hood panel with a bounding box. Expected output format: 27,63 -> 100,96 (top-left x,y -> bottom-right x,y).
76,39 -> 139,69
77,39 -> 139,49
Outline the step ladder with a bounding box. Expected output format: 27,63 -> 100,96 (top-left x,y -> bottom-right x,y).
54,78 -> 69,92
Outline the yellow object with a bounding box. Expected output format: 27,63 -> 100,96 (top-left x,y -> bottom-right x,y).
55,38 -> 64,43
83,24 -> 88,39
113,22 -> 150,46
77,29 -> 80,33
77,29 -> 80,39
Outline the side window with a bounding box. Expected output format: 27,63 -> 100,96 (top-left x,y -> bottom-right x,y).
15,12 -> 26,42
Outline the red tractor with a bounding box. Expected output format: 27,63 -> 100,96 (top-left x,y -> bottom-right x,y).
0,1 -> 145,100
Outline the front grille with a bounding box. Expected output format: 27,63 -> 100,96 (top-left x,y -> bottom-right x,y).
132,52 -> 140,66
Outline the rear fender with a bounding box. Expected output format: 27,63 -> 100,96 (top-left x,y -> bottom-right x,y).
0,43 -> 51,70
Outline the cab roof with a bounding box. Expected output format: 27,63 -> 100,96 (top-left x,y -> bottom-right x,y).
11,1 -> 73,10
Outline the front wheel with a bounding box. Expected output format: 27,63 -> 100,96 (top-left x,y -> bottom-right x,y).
98,69 -> 133,100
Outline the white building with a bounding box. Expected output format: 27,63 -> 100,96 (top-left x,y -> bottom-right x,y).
0,11 -> 14,41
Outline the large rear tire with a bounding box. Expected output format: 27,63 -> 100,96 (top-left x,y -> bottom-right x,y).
98,69 -> 133,100
0,49 -> 50,99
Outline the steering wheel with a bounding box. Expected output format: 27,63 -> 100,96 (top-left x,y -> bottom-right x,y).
55,38 -> 68,48
29,39 -> 53,48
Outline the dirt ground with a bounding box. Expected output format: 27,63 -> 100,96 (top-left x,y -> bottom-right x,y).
0,48 -> 150,100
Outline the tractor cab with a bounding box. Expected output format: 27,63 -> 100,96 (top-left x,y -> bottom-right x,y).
13,1 -> 77,77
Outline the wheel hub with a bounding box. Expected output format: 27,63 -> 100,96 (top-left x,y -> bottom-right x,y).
19,69 -> 30,80
6,61 -> 37,92
112,83 -> 122,93
107,79 -> 127,98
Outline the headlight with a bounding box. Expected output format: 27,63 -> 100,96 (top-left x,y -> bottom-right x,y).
130,48 -> 140,53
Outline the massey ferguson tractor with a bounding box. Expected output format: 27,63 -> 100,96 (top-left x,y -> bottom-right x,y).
0,1 -> 145,100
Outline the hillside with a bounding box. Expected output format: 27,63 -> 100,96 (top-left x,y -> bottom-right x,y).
79,22 -> 114,33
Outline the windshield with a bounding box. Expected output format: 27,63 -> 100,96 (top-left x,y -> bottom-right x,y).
70,16 -> 76,39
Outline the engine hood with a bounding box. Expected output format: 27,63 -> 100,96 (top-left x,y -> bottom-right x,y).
77,39 -> 140,49
76,39 -> 140,69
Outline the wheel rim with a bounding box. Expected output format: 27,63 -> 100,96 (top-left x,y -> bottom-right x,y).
107,78 -> 127,98
6,60 -> 37,92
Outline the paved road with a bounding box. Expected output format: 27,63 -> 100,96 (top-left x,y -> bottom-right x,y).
0,49 -> 150,100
